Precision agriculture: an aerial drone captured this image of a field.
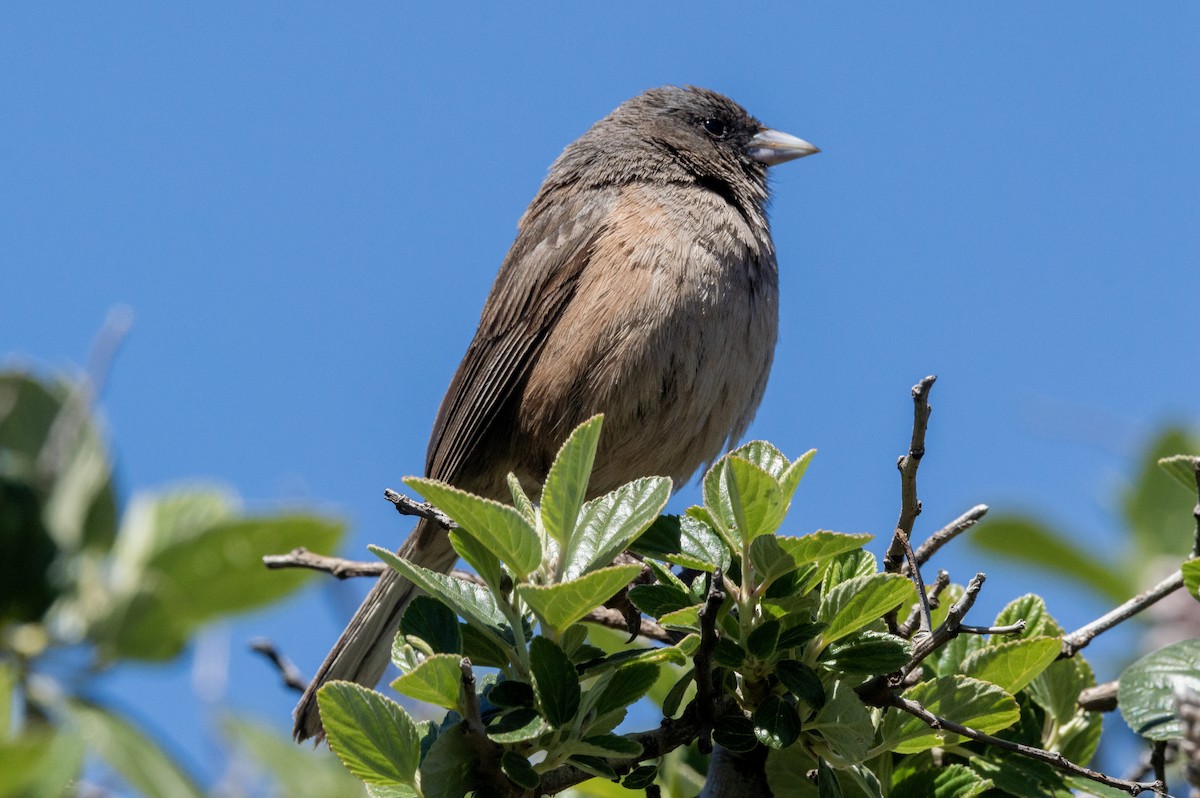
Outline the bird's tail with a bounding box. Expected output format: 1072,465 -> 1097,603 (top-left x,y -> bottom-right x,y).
293,518 -> 457,741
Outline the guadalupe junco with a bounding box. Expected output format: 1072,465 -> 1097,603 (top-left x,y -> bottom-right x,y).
294,86 -> 817,741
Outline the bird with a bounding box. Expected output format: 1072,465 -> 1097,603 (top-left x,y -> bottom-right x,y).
293,85 -> 817,741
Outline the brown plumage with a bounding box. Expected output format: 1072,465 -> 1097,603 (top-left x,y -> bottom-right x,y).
293,86 -> 817,741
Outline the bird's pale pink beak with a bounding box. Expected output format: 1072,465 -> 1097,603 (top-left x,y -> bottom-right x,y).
747,128 -> 819,166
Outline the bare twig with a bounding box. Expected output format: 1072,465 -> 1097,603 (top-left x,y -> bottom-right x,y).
384,488 -> 456,529
884,375 -> 936,575
897,570 -> 950,639
960,622 -> 1025,636
1151,740 -> 1168,796
907,505 -> 989,572
249,638 -> 306,693
458,658 -> 516,797
1079,680 -> 1120,712
889,692 -> 1165,796
1061,570 -> 1185,658
263,547 -> 387,578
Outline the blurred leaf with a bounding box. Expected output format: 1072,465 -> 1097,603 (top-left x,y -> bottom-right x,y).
405,477 -> 540,579
419,721 -> 478,798
518,564 -> 641,632
570,733 -> 643,757
530,636 -> 580,726
541,415 -> 603,546
67,700 -> 204,798
877,676 -> 1019,754
970,514 -> 1134,602
400,596 -> 462,655
221,714 -> 365,797
960,637 -> 1061,695
0,477 -> 59,623
317,682 -> 419,788
149,514 -> 343,622
0,727 -> 85,798
1118,638 -> 1200,740
1158,455 -> 1200,492
110,489 -> 238,578
372,546 -> 508,636
391,654 -> 463,711
818,573 -> 915,646
562,476 -> 671,580
1125,427 -> 1200,557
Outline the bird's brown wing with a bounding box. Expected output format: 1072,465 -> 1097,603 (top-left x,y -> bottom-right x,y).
425,187 -> 617,484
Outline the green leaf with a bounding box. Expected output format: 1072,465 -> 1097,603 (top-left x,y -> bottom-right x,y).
1118,638 -> 1200,740
808,679 -> 875,765
993,594 -> 1064,639
500,751 -> 540,790
820,548 -> 878,586
877,675 -> 1019,754
530,636 -> 581,726
419,721 -> 478,798
970,750 -> 1072,798
817,573 -> 915,646
518,563 -> 642,632
753,695 -> 801,749
712,714 -> 759,752
400,596 -> 462,655
1028,655 -> 1093,725
624,765 -> 658,790
960,637 -> 1061,695
671,514 -> 732,573
507,472 -> 538,524
317,681 -> 420,787
820,630 -> 912,676
448,527 -> 506,592
486,708 -> 544,743
628,583 -> 697,617
0,477 -> 60,624
747,618 -> 783,659
405,477 -> 541,579
777,531 -> 873,570
541,415 -> 603,546
0,727 -> 85,798
1184,559 -> 1200,603
970,514 -> 1134,603
657,605 -> 701,633
890,763 -> 992,798
461,622 -> 510,668
562,476 -> 671,580
778,621 -> 826,651
1158,454 -> 1200,492
371,545 -> 507,635
571,733 -> 644,757
67,700 -> 204,798
569,755 -> 618,780
729,456 -> 787,542
775,660 -> 826,709
591,662 -> 661,717
390,653 -> 463,711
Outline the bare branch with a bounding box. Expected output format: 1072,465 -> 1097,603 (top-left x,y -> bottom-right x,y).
1061,570 -> 1185,658
458,658 -> 517,797
884,375 -> 937,574
263,547 -> 387,579
907,504 -> 989,572
1079,680 -> 1119,712
695,571 -> 726,755
889,692 -> 1165,796
384,488 -> 456,529
897,570 -> 949,639
249,638 -> 306,693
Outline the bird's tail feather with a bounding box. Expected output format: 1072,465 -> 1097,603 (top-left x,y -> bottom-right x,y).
293,518 -> 457,741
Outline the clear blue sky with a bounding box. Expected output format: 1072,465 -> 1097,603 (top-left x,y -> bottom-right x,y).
3,3 -> 1198,789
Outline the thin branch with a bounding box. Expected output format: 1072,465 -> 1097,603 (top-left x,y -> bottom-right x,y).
458,658 -> 517,797
249,638 -> 306,693
889,692 -> 1165,796
263,547 -> 387,579
694,571 -> 725,755
960,622 -> 1025,636
907,504 -> 989,572
897,570 -> 949,639
384,488 -> 456,529
1150,740 -> 1168,797
1061,570 -> 1185,658
1192,462 -> 1200,558
1079,680 -> 1119,713
884,375 -> 936,574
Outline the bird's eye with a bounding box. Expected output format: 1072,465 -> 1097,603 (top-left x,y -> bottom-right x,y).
702,118 -> 727,138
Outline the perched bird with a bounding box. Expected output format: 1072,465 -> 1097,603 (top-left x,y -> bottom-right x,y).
294,86 -> 817,741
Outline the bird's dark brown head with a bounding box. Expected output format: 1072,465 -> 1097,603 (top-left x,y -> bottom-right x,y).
546,86 -> 817,217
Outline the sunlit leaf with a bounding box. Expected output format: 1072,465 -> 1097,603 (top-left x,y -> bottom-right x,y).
1118,638 -> 1200,740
